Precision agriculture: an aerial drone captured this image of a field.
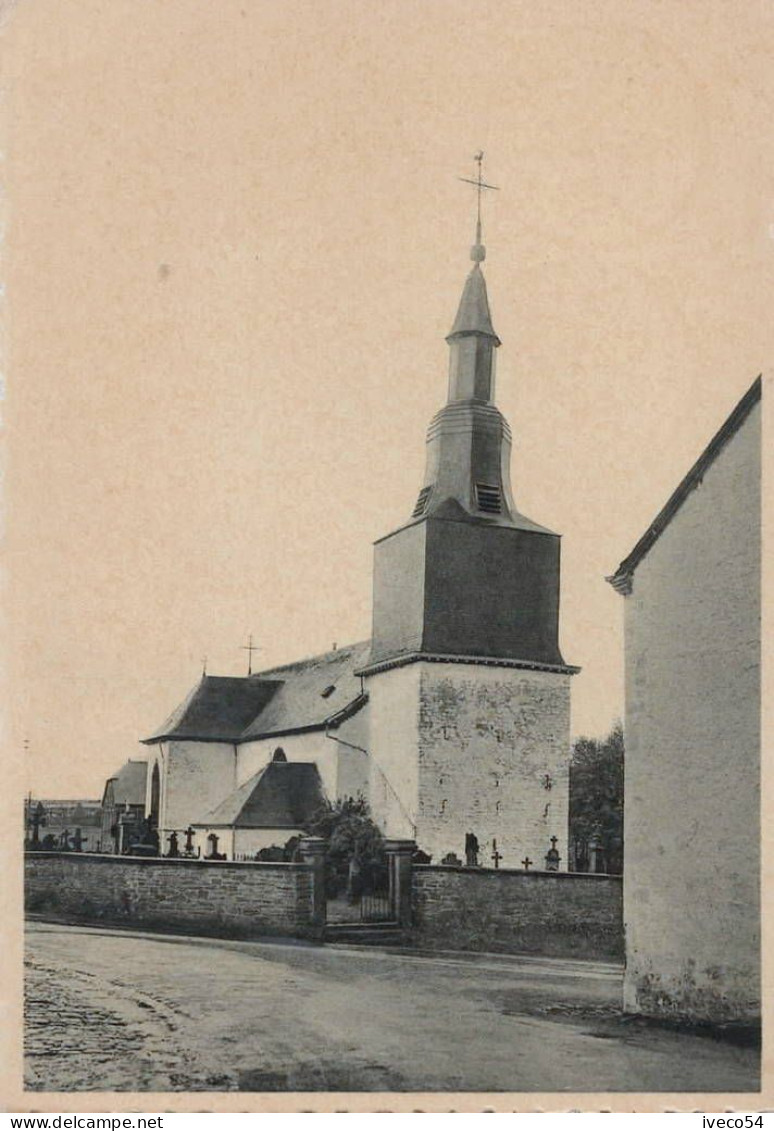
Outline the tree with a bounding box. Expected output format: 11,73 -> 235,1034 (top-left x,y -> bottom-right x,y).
305,796 -> 385,899
569,722 -> 624,874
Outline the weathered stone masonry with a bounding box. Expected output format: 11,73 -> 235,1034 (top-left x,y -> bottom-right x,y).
416,665 -> 571,868
26,853 -> 623,960
25,853 -> 318,941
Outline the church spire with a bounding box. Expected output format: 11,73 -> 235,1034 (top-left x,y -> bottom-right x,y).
406,156 -> 551,533
447,260 -> 499,343
447,153 -> 501,401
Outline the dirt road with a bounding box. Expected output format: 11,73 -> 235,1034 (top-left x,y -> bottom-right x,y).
24,922 -> 758,1093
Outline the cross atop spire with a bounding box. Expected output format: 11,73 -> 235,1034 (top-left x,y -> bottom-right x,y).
458,151 -> 499,263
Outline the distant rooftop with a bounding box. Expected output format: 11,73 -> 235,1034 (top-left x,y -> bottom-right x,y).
102,759 -> 148,807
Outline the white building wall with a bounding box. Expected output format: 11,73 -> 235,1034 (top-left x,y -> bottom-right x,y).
158,740 -> 238,840
623,401 -> 760,1022
144,750 -> 159,822
237,732 -> 335,793
365,664 -> 422,840
326,709 -> 370,801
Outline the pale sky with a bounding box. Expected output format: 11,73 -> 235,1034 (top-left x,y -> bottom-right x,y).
6,0 -> 774,799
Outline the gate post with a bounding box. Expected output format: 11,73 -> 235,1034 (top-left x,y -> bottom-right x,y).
383,838 -> 415,928
298,836 -> 327,933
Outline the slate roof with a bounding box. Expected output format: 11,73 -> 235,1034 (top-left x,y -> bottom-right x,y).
193,761 -> 326,829
447,264 -> 500,344
240,640 -> 371,740
143,677 -> 281,743
102,759 -> 147,807
607,375 -> 762,595
143,641 -> 370,745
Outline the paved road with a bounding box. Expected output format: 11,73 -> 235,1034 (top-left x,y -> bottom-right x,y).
25,922 -> 758,1093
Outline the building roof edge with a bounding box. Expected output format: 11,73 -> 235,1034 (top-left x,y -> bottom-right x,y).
606,375 -> 761,594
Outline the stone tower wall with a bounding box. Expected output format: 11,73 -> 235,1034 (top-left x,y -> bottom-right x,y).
367,660 -> 572,868
415,663 -> 571,868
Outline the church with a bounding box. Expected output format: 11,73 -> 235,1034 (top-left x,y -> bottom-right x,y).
142,186 -> 578,868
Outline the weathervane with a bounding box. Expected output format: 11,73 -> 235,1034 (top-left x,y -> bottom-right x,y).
458,150 -> 499,257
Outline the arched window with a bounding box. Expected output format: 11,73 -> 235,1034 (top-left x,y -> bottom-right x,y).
150,763 -> 160,829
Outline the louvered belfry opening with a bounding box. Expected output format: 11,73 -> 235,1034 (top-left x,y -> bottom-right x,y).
475,482 -> 502,514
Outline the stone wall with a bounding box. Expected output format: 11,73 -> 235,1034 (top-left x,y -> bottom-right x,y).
622,399 -> 760,1022
25,852 -> 319,940
411,865 -> 623,960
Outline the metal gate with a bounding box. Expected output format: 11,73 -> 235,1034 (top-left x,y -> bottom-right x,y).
358,888 -> 393,922
325,845 -> 395,924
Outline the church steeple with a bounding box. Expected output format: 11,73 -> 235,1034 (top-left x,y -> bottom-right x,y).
366,159 -> 568,673
411,180 -> 548,533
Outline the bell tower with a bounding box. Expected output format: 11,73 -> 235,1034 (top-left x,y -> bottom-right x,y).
361,156 -> 577,867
